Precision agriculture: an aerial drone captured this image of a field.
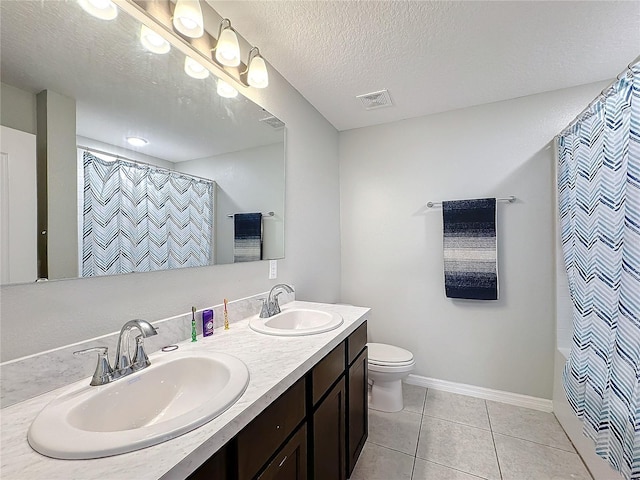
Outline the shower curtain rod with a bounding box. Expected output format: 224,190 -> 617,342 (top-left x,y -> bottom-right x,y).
558,53 -> 640,137
77,145 -> 215,184
426,196 -> 516,208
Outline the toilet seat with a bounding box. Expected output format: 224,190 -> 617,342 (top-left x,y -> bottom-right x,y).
368,343 -> 414,367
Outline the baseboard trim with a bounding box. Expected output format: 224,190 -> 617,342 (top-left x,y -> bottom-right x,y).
405,374 -> 553,413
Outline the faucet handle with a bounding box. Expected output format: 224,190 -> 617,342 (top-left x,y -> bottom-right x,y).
257,298 -> 270,318
271,292 -> 283,315
131,335 -> 151,371
73,347 -> 114,386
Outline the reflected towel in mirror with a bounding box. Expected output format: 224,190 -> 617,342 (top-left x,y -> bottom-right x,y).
234,213 -> 262,262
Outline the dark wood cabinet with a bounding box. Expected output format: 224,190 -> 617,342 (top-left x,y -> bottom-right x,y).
237,379 -> 306,480
187,321 -> 368,480
258,425 -> 307,480
186,444 -> 229,480
346,347 -> 368,477
312,377 -> 346,480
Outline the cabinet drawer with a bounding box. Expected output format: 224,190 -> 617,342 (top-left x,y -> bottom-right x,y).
312,343 -> 345,406
347,321 -> 367,365
257,424 -> 307,480
238,378 -> 306,480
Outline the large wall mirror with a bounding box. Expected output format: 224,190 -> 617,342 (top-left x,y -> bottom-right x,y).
0,0 -> 285,286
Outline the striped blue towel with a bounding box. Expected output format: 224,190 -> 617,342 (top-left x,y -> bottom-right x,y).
442,198 -> 498,300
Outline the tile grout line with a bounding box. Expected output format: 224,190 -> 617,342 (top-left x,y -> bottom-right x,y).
409,386 -> 428,479
485,400 -> 504,480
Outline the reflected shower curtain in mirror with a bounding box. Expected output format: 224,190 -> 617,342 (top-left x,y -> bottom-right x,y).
558,61 -> 640,479
82,152 -> 214,276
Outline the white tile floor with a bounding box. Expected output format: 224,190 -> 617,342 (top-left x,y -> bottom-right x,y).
350,384 -> 593,480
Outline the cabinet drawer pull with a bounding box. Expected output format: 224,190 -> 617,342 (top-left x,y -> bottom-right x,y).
276,424 -> 280,430
278,455 -> 288,468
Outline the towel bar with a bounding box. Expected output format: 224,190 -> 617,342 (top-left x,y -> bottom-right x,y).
426,196 -> 516,208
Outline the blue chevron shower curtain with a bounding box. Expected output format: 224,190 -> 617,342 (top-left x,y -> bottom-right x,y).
82,152 -> 214,276
558,61 -> 640,480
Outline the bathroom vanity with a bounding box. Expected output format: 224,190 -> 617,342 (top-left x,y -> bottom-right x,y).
0,302 -> 369,480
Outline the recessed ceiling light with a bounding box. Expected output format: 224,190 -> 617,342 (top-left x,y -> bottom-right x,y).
126,136 -> 148,147
77,0 -> 118,20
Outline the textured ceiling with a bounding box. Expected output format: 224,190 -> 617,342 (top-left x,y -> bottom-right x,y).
209,0 -> 640,131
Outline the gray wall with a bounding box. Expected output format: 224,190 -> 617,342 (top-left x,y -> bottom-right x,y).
179,142 -> 285,264
339,81 -> 609,399
0,82 -> 36,134
0,67 -> 341,361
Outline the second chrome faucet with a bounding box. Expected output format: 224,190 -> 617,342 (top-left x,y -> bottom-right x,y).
74,319 -> 158,386
259,283 -> 295,318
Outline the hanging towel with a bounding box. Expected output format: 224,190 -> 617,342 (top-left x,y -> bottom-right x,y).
442,198 -> 498,300
234,213 -> 262,262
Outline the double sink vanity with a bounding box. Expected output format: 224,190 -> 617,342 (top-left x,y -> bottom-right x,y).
1,297 -> 370,480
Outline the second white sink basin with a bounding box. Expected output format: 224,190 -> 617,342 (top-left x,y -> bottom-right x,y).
250,307 -> 343,336
27,350 -> 249,459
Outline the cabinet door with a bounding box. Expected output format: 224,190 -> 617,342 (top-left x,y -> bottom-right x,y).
347,347 -> 368,477
313,376 -> 345,480
186,444 -> 228,480
258,424 -> 307,480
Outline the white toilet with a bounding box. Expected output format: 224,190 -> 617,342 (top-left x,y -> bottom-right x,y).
367,343 -> 415,412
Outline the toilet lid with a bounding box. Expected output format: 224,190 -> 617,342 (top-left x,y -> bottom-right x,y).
367,343 -> 414,365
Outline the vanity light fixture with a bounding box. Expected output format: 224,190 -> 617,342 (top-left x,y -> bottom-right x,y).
214,19 -> 241,67
216,79 -> 238,99
242,47 -> 269,89
126,136 -> 149,147
77,0 -> 117,20
184,56 -> 210,79
172,0 -> 204,38
140,24 -> 170,54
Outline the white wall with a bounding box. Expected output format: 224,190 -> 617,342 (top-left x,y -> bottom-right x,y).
0,67 -> 341,361
339,81 -> 609,399
179,142 -> 285,264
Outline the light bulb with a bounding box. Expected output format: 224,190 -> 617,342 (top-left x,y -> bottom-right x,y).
140,25 -> 170,54
77,0 -> 117,20
172,0 -> 204,38
247,55 -> 269,88
184,57 -> 210,79
217,80 -> 238,99
215,27 -> 240,67
127,137 -> 148,147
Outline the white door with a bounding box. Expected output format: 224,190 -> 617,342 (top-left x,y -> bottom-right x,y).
0,125 -> 37,284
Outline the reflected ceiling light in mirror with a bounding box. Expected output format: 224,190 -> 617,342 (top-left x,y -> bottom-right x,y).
126,137 -> 149,147
215,19 -> 240,67
184,56 -> 210,79
77,0 -> 117,20
216,80 -> 238,99
244,47 -> 269,89
172,0 -> 204,38
140,25 -> 170,54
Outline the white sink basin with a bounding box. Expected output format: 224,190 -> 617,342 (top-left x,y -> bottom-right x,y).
250,308 -> 343,336
27,350 -> 249,459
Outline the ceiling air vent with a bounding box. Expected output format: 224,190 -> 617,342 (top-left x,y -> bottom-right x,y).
356,89 -> 393,110
260,115 -> 285,129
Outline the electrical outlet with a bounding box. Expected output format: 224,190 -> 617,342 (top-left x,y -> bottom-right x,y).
269,260 -> 277,279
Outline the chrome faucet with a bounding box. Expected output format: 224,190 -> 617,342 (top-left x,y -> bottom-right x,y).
114,319 -> 158,373
74,319 -> 158,386
260,284 -> 294,318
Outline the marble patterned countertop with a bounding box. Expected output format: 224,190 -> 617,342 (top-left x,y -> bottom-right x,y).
0,301 -> 370,480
